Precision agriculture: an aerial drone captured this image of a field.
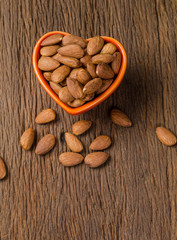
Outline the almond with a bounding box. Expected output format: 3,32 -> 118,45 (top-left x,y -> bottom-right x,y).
38,56 -> 60,71
59,86 -> 74,103
101,43 -> 117,54
35,134 -> 55,155
40,45 -> 60,56
49,81 -> 62,95
20,128 -> 35,150
83,78 -> 102,94
35,109 -> 56,124
69,68 -> 81,79
87,63 -> 97,78
59,152 -> 84,166
91,54 -> 114,64
96,79 -> 113,94
87,36 -> 104,55
77,68 -> 91,85
111,52 -> 121,74
83,93 -> 95,101
60,79 -> 67,86
80,54 -> 91,66
96,63 -> 115,79
111,109 -> 132,127
156,127 -> 177,146
72,120 -> 92,135
84,152 -> 109,168
62,34 -> 87,48
90,135 -> 111,150
65,132 -> 83,152
67,99 -> 85,107
52,54 -> 81,68
67,78 -> 84,99
43,72 -> 52,81
51,65 -> 71,83
0,157 -> 6,180
41,34 -> 63,46
58,44 -> 84,58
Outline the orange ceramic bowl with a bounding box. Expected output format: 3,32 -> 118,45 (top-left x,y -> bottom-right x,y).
33,31 -> 127,115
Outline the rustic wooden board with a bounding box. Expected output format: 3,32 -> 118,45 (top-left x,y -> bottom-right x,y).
0,0 -> 177,239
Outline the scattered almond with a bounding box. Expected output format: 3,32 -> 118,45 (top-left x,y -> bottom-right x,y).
41,34 -> 63,46
111,109 -> 132,127
101,43 -> 117,54
59,152 -> 84,166
96,79 -> 113,94
40,45 -> 60,57
96,63 -> 115,79
58,44 -> 85,58
43,72 -> 52,81
20,128 -> 35,150
69,68 -> 81,79
87,36 -> 104,55
84,152 -> 109,168
90,135 -> 111,150
156,127 -> 177,146
83,78 -> 102,94
87,63 -> 97,78
111,52 -> 121,74
53,54 -> 81,68
38,56 -> 60,71
65,132 -> 83,152
72,120 -> 92,135
35,109 -> 56,124
35,134 -> 55,155
59,86 -> 74,103
77,68 -> 91,84
49,81 -> 62,94
67,78 -> 84,99
62,34 -> 87,48
0,157 -> 6,180
91,53 -> 114,64
51,65 -> 71,83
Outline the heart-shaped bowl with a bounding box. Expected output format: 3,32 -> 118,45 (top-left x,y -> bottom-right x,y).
33,31 -> 127,115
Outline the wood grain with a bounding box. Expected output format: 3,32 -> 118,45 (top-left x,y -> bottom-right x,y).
0,0 -> 177,239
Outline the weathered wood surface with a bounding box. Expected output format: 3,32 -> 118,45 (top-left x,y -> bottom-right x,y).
0,0 -> 177,239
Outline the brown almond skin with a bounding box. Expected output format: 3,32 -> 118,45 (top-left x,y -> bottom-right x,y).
87,63 -> 97,78
0,157 -> 6,180
41,34 -> 63,46
101,43 -> 117,54
69,68 -> 81,79
80,54 -> 91,66
83,78 -> 102,94
67,78 -> 84,99
59,152 -> 84,166
65,133 -> 83,152
96,63 -> 115,79
96,79 -> 113,94
38,56 -> 60,71
84,152 -> 109,168
43,72 -> 52,81
156,127 -> 177,146
91,54 -> 114,64
40,45 -> 60,56
58,44 -> 85,58
49,81 -> 62,95
60,79 -> 67,87
35,109 -> 56,124
52,54 -> 81,68
51,65 -> 71,83
111,109 -> 132,127
20,128 -> 35,150
77,68 -> 91,85
59,86 -> 74,103
90,135 -> 111,150
72,120 -> 92,135
62,34 -> 87,48
83,93 -> 95,101
35,134 -> 55,155
87,36 -> 104,55
67,99 -> 85,108
111,52 -> 121,74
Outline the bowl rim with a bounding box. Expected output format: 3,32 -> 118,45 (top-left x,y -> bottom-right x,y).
32,31 -> 127,115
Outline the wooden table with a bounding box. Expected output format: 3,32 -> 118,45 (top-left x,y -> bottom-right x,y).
1,0 -> 177,239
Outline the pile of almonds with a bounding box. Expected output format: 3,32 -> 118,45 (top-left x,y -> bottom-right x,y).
38,34 -> 121,107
